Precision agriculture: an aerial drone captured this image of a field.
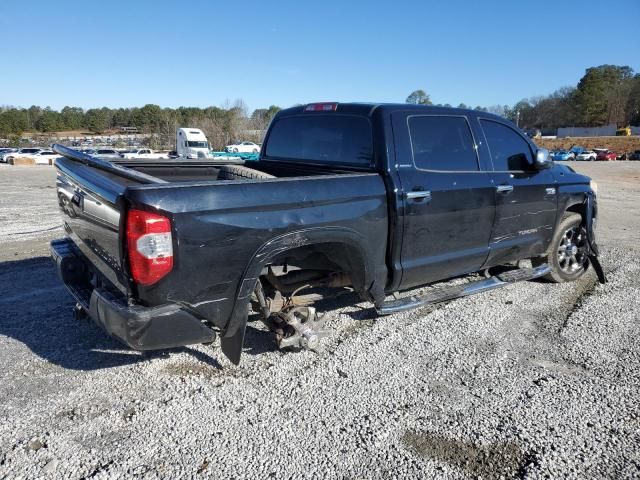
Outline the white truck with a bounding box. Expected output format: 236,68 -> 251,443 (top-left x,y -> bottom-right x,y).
176,128 -> 210,159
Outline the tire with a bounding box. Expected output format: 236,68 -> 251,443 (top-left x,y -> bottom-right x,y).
252,148 -> 258,153
218,164 -> 275,180
532,213 -> 589,283
232,148 -> 238,153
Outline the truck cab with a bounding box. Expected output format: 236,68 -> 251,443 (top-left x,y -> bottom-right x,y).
176,128 -> 210,159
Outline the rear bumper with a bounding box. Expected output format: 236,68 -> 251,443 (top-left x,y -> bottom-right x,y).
50,238 -> 216,350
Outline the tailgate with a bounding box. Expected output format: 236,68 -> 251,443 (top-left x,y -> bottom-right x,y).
55,156 -> 131,293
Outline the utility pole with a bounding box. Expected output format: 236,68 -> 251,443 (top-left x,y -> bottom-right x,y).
516,109 -> 520,128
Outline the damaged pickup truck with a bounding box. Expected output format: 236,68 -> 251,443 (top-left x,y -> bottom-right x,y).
50,103 -> 605,364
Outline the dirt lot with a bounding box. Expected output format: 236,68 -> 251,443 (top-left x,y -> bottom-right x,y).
535,136 -> 640,154
0,162 -> 639,479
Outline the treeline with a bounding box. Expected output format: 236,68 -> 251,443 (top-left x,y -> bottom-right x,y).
3,64 -> 639,147
0,101 -> 281,149
508,65 -> 640,130
408,65 -> 640,130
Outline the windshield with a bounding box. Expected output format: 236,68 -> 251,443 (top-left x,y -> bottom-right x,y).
187,141 -> 209,148
265,114 -> 373,165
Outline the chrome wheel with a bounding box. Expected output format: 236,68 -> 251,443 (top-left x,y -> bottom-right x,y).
557,226 -> 588,274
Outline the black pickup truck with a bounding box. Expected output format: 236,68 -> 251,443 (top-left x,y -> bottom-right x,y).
50,103 -> 604,364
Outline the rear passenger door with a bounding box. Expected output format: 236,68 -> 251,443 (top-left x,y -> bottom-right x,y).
476,118 -> 557,266
393,113 -> 496,289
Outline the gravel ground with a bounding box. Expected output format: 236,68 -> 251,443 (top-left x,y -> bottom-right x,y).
0,162 -> 639,479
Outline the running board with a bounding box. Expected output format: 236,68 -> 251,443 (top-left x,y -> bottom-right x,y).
376,264 -> 550,315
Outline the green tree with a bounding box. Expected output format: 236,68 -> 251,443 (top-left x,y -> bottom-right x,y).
626,74 -> 640,124
574,65 -> 634,126
406,89 -> 432,105
35,108 -> 61,132
85,108 -> 109,133
60,106 -> 84,130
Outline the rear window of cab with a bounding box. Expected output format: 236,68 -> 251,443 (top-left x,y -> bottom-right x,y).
265,115 -> 373,166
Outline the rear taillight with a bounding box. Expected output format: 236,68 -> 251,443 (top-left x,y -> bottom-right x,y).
126,209 -> 173,286
304,102 -> 338,112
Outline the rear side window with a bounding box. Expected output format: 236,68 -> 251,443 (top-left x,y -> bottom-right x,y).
480,120 -> 533,171
408,116 -> 478,171
265,115 -> 373,165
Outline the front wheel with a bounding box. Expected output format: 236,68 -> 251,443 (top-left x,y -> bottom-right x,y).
532,213 -> 589,282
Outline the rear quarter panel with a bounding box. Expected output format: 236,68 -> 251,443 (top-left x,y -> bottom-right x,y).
125,173 -> 389,330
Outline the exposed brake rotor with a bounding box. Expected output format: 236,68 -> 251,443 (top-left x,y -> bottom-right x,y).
267,306 -> 327,351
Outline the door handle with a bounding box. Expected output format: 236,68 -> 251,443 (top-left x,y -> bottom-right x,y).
496,184 -> 514,193
405,190 -> 432,200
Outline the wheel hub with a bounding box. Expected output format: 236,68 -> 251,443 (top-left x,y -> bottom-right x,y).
557,226 -> 588,274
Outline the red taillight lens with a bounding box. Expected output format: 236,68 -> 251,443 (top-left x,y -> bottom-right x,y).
126,209 -> 173,286
304,102 -> 338,112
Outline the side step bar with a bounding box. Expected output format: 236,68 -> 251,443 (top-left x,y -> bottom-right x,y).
376,264 -> 551,315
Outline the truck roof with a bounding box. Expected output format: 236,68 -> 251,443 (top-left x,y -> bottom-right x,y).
177,127 -> 208,141
277,102 -> 505,121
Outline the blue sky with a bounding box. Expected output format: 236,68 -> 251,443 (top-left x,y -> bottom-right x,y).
1,0 -> 638,112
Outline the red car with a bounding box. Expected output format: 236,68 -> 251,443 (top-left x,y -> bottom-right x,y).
596,150 -> 617,161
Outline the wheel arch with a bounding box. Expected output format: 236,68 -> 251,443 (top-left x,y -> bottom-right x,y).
220,226 -> 386,364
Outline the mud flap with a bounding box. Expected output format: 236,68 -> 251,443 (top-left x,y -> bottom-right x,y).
220,301 -> 249,365
585,192 -> 606,284
220,326 -> 245,365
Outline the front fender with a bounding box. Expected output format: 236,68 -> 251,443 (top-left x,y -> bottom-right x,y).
585,192 -> 606,284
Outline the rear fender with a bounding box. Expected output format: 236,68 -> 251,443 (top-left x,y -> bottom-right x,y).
220,226 -> 385,364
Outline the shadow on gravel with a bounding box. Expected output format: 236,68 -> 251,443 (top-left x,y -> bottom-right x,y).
0,256 -> 221,371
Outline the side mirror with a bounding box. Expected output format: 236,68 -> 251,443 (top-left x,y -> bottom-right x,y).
534,148 -> 553,169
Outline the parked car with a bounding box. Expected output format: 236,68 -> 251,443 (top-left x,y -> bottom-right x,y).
628,150 -> 640,161
551,150 -> 575,161
569,146 -> 586,157
50,102 -> 604,365
596,150 -> 617,161
575,150 -> 597,161
1,147 -> 42,163
225,141 -> 261,153
0,148 -> 17,162
94,149 -> 121,159
120,148 -> 168,159
33,150 -> 60,165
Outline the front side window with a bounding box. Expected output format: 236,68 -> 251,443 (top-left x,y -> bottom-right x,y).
408,116 -> 478,171
481,119 -> 533,171
265,115 -> 373,165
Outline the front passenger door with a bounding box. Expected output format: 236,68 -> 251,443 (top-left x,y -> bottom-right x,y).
478,118 -> 558,267
394,113 -> 496,289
